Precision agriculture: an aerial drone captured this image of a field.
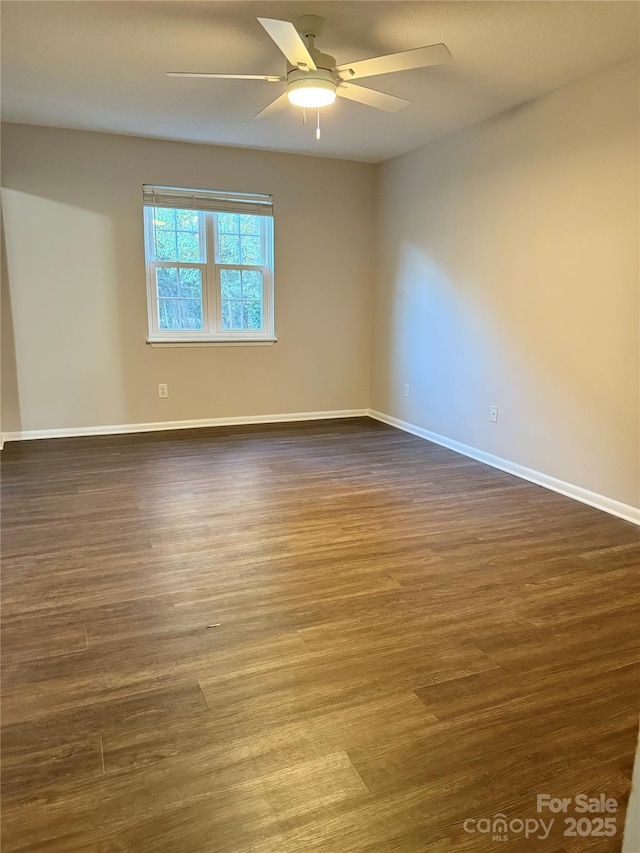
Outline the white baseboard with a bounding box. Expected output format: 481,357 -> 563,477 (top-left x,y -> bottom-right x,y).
368,409 -> 640,527
1,409 -> 368,444
4,407 -> 638,527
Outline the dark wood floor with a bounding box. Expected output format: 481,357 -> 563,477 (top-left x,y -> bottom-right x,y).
1,417 -> 639,852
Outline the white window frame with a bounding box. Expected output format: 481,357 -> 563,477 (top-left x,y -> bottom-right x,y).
143,204 -> 275,346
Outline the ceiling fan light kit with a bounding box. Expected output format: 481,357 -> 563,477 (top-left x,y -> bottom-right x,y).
287,70 -> 336,108
167,15 -> 451,139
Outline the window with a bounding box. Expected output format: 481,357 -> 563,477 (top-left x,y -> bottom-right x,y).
143,185 -> 275,344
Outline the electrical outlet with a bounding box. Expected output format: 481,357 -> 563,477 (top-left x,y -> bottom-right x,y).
404,384 -> 410,398
490,405 -> 498,423
158,383 -> 168,399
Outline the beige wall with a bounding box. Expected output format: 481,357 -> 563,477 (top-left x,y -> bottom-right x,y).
1,125 -> 374,432
2,60 -> 639,511
372,59 -> 640,508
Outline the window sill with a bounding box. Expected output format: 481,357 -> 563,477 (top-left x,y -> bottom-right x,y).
147,338 -> 277,348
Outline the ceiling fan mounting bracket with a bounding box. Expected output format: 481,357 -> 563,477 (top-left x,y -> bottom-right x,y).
295,15 -> 325,40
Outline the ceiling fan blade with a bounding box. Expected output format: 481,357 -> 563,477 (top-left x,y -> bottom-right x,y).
257,18 -> 317,71
255,92 -> 290,119
336,43 -> 451,80
337,83 -> 409,113
167,72 -> 285,81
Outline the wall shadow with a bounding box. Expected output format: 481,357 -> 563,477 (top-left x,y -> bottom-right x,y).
1,201 -> 22,436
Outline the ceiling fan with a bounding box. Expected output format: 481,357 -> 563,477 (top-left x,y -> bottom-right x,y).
168,15 -> 451,133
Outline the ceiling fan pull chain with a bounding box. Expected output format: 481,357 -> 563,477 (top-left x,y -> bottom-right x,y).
316,108 -> 321,140
302,106 -> 307,126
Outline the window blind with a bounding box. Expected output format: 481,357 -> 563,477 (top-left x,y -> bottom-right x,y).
143,185 -> 273,217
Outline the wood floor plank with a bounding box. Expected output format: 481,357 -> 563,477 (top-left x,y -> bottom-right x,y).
1,417 -> 638,852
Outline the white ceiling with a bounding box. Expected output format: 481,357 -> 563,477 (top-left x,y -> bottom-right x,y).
2,1 -> 638,163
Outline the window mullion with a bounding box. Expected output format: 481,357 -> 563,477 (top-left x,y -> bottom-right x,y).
262,217 -> 273,337
206,213 -> 218,334
151,261 -> 204,269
